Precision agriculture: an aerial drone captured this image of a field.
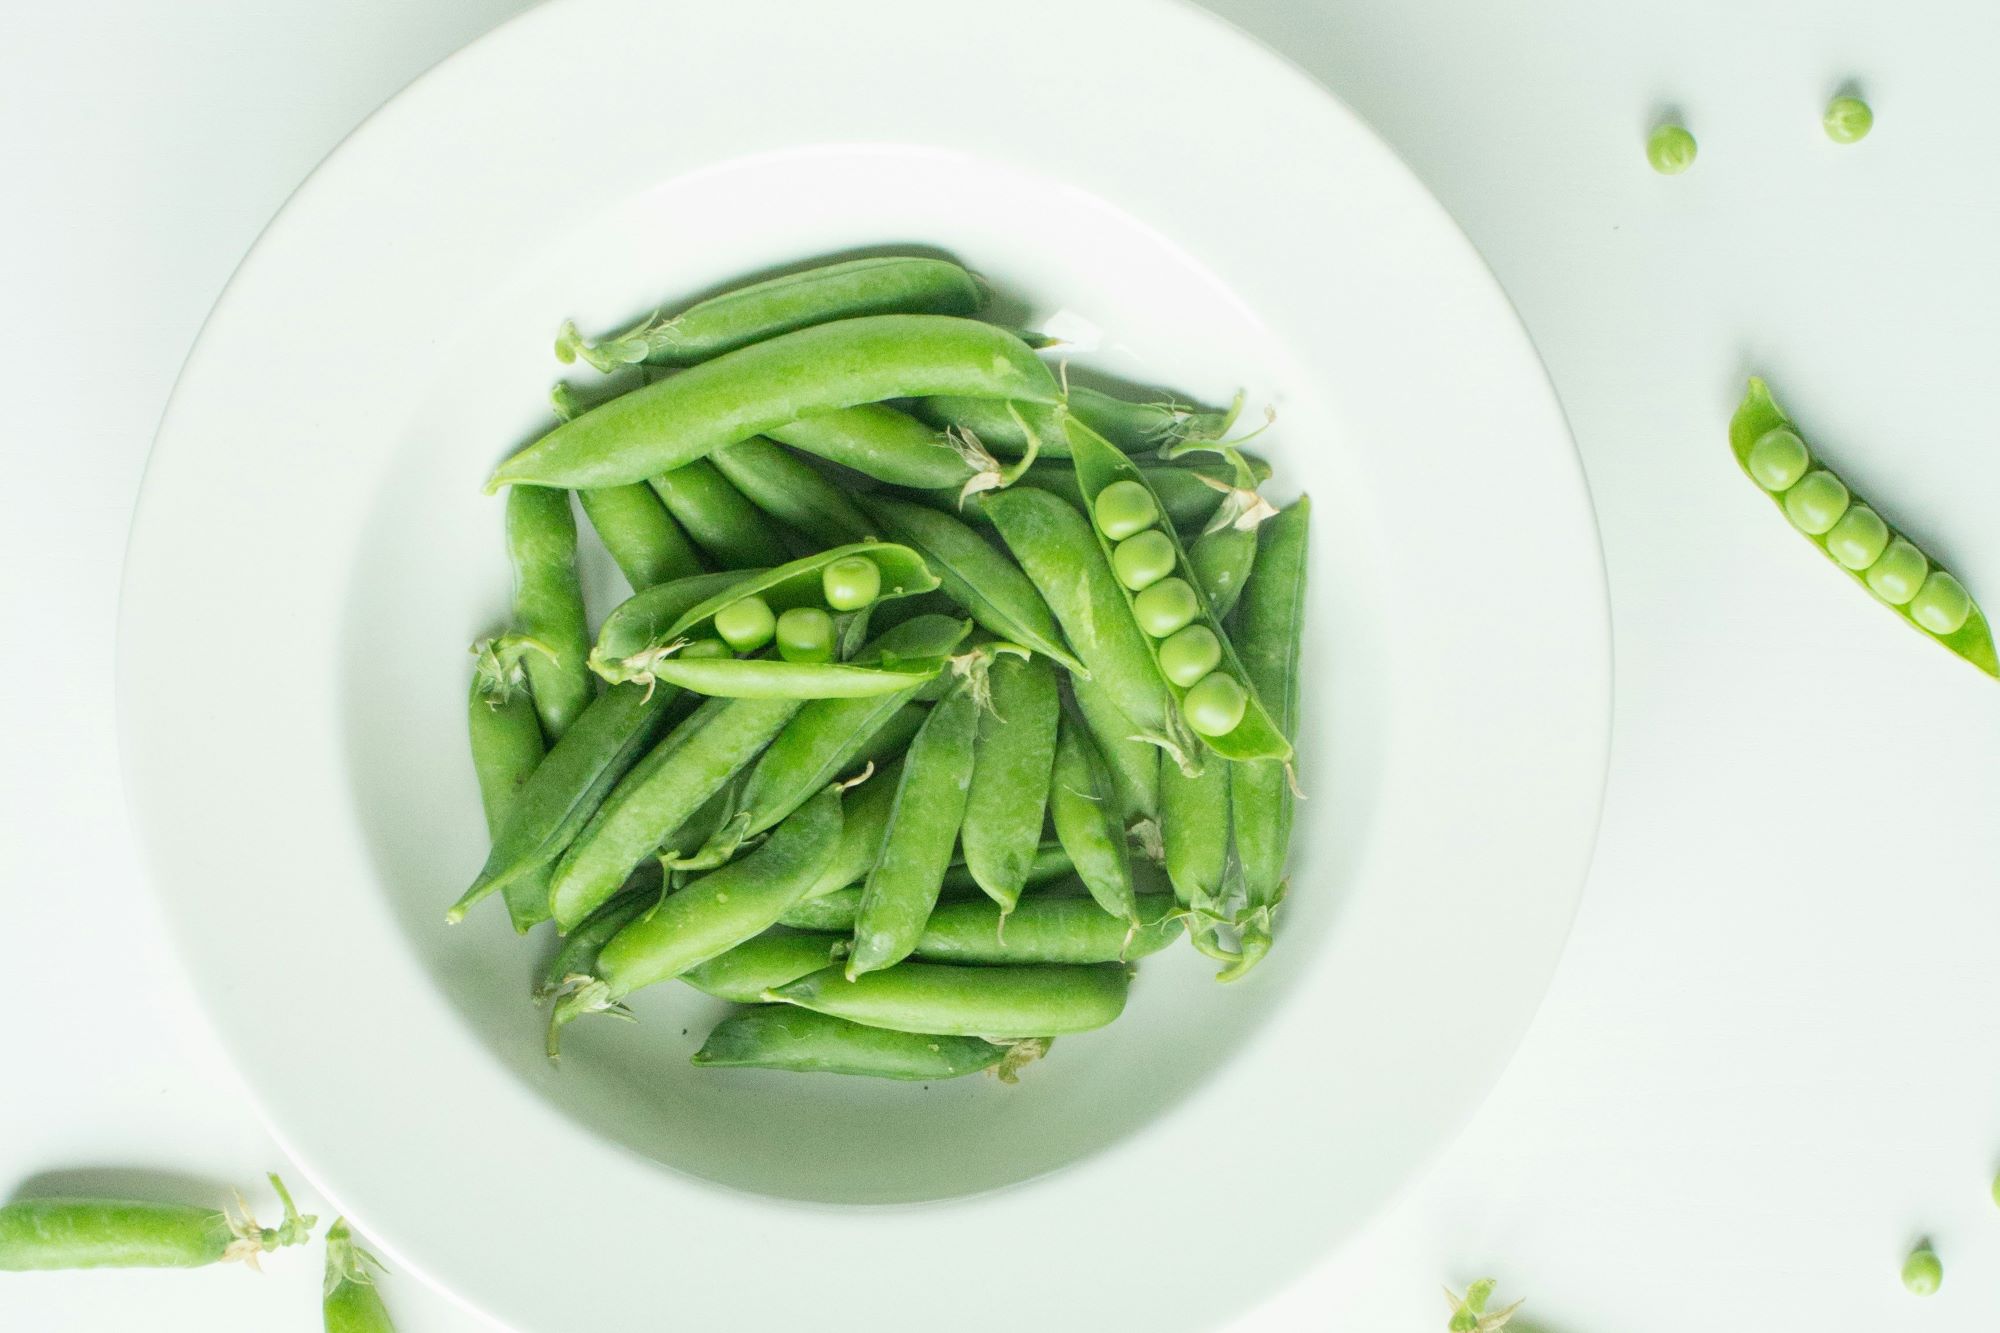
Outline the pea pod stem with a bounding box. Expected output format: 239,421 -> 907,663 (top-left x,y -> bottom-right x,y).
322,1218 -> 396,1333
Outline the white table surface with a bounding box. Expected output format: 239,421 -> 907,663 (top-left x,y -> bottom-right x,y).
9,0 -> 2000,1327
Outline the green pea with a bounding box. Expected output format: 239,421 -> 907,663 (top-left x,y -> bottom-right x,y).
1112,530 -> 1176,591
1824,505 -> 1889,571
1183,672 -> 1247,737
1157,624 -> 1222,688
776,607 -> 836,663
1093,479 -> 1159,541
1647,124 -> 1697,174
1824,95 -> 1873,144
1132,577 -> 1200,638
1910,571 -> 1972,634
714,595 -> 776,652
1783,470 -> 1850,535
1747,428 -> 1810,492
1865,538 -> 1928,605
1902,1241 -> 1942,1296
821,556 -> 882,611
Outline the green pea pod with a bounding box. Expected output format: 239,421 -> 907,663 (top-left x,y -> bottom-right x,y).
647,457 -> 776,570
981,486 -> 1181,761
1162,440 -> 1278,621
322,1218 -> 395,1333
1224,496 -> 1309,981
549,695 -> 802,929
916,384 -> 1231,456
711,436 -> 876,549
450,681 -> 684,922
1160,757 -> 1229,910
771,961 -> 1127,1038
593,570 -> 763,670
917,892 -> 1182,964
692,1007 -> 1023,1081
959,653 -> 1060,912
1066,419 -> 1291,763
550,786 -> 845,1049
680,930 -> 848,1003
923,455 -> 1273,532
1067,671 -> 1162,832
556,256 -> 983,371
787,759 -> 901,910
848,663 -> 985,975
466,637 -> 559,932
494,315 -> 1060,490
645,653 -> 949,700
506,485 -> 596,741
577,483 -> 706,592
535,879 -> 658,1001
0,1175 -> 314,1271
943,840 -> 1071,895
858,494 -> 1087,675
1048,710 -> 1141,924
769,403 -> 989,490
1730,377 -> 1998,676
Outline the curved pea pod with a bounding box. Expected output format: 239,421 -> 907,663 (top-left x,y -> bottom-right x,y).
0,1175 -> 313,1271
647,457 -> 779,570
1731,377 -> 1997,677
1048,710 -> 1141,924
959,654 -> 1060,912
1066,419 -> 1292,762
858,494 -> 1087,674
711,436 -> 875,549
467,637 -> 557,933
1067,671 -> 1162,831
770,961 -> 1127,1038
848,662 -> 986,976
556,256 -> 983,371
494,315 -> 1060,490
550,785 -> 845,1049
925,455 -> 1274,532
692,1007 -> 1025,1081
591,542 -> 940,686
548,695 -> 803,929
322,1218 -> 395,1333
915,384 -> 1232,457
680,930 -> 849,1003
506,485 -> 596,741
770,403 -> 992,490
917,892 -> 1182,964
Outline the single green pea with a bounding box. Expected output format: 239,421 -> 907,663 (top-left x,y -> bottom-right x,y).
1647,124 -> 1697,175
1783,470 -> 1850,535
678,637 -> 733,660
1112,529 -> 1176,591
1158,624 -> 1222,688
1910,571 -> 1972,634
1747,428 -> 1811,492
776,606 -> 836,663
714,595 -> 776,653
1866,538 -> 1928,605
1824,95 -> 1873,144
1183,672 -> 1248,736
1902,1241 -> 1942,1296
1093,479 -> 1160,541
1824,504 -> 1890,571
1132,577 -> 1199,638
822,556 -> 882,612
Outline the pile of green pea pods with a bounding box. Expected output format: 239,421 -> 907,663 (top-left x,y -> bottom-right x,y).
453,255 -> 1310,1081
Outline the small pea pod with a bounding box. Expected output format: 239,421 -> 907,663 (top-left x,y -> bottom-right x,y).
680,930 -> 848,1003
550,785 -> 844,1050
1161,748 -> 1236,967
711,436 -> 875,549
959,653 -> 1060,912
859,494 -> 1087,675
556,256 -> 982,371
1731,377 -> 1998,676
1067,671 -> 1162,836
770,961 -> 1127,1038
0,1174 -> 314,1271
1048,709 -> 1141,925
916,892 -> 1182,964
924,455 -> 1273,533
847,658 -> 987,976
322,1218 -> 396,1333
915,384 -> 1231,456
548,695 -> 803,929
769,403 -> 998,490
467,636 -> 559,932
1224,496 -> 1310,980
647,457 -> 780,570
506,485 -> 595,740
692,1008 -> 1029,1081
492,315 -> 1060,490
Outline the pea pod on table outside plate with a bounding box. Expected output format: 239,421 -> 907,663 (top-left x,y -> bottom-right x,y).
1730,377 -> 1997,676
322,1218 -> 397,1333
493,315 -> 1060,491
556,255 -> 983,371
0,1175 -> 313,1271
692,1007 -> 1029,1081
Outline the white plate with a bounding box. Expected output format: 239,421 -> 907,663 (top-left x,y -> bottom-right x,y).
118,0 -> 1609,1327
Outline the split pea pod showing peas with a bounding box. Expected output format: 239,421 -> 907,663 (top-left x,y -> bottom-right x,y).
1162,441 -> 1278,621
556,256 -> 983,371
493,315 -> 1060,491
693,1007 -> 1022,1081
1731,377 -> 1997,676
505,486 -> 596,741
322,1218 -> 396,1333
771,960 -> 1129,1039
0,1174 -> 313,1271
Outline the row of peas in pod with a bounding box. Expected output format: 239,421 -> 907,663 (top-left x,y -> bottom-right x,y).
451,254 -> 1311,1080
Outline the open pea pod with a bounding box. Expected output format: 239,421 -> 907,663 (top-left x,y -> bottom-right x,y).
665,541 -> 936,642
643,653 -> 952,699
1731,378 -> 1998,678
1064,418 -> 1292,762
591,571 -> 757,676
